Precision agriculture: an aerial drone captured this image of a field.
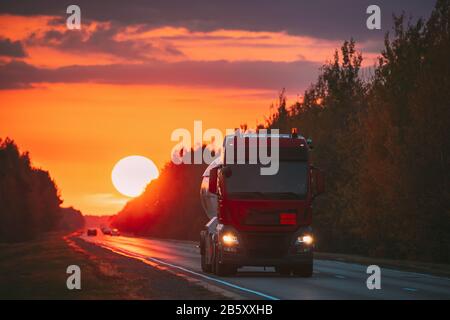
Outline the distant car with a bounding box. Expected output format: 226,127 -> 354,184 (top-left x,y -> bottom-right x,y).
87,228 -> 97,236
111,229 -> 121,236
101,227 -> 112,235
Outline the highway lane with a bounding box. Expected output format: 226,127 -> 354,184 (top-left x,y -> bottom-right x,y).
80,233 -> 450,300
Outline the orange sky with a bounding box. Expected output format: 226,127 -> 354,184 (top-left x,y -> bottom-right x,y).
0,83 -> 277,214
0,11 -> 384,215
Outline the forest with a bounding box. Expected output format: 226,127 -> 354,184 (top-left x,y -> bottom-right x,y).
0,138 -> 84,242
268,1 -> 450,262
113,1 -> 449,263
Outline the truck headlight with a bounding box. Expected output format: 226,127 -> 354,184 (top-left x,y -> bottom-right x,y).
222,233 -> 239,246
297,235 -> 313,245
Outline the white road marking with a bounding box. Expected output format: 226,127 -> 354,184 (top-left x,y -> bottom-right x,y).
89,239 -> 280,301
402,287 -> 418,292
147,256 -> 280,301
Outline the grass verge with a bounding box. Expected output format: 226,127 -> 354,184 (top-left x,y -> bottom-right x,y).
0,231 -> 225,299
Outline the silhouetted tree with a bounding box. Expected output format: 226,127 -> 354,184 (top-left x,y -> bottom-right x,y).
59,207 -> 85,231
0,138 -> 63,242
263,0 -> 450,262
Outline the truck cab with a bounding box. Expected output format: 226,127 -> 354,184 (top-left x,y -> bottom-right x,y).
199,130 -> 324,277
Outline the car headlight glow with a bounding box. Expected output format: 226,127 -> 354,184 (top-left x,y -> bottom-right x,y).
297,235 -> 313,245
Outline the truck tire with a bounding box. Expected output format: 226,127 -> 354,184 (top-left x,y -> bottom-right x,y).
201,252 -> 212,273
200,232 -> 212,273
292,262 -> 313,277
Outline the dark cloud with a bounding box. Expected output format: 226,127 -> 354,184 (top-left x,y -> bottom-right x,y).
0,60 -> 38,88
0,38 -> 27,57
0,59 -> 320,91
0,0 -> 435,40
26,23 -> 183,61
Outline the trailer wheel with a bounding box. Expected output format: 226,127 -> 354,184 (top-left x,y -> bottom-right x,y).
292,262 -> 313,277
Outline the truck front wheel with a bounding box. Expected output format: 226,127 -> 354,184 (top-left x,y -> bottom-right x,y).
201,234 -> 213,273
292,262 -> 313,277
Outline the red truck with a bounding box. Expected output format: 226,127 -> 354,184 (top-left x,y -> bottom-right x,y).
200,130 -> 324,277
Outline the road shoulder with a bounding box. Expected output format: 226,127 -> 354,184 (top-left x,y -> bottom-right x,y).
315,252 -> 450,278
0,231 -> 227,299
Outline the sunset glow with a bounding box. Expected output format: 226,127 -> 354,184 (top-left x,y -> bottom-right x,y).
0,2 -> 429,215
1,1 -> 447,303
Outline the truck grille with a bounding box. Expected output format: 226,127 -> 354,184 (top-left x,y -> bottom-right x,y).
241,233 -> 290,258
244,209 -> 297,226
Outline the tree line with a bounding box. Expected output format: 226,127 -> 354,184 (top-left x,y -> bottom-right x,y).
0,138 -> 84,242
116,0 -> 449,263
266,0 -> 449,262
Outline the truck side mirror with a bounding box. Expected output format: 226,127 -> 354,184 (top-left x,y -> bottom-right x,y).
311,167 -> 325,197
208,167 -> 219,194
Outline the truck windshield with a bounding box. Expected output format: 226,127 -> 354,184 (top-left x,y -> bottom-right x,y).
224,161 -> 308,200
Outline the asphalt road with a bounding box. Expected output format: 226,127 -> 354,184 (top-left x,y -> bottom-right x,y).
81,233 -> 450,300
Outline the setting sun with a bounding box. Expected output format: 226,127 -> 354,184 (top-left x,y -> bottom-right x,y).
111,155 -> 159,197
